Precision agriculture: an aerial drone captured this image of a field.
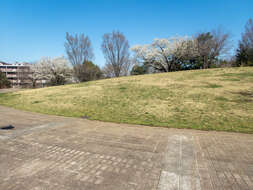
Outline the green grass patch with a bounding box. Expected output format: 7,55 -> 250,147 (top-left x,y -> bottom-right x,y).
215,96 -> 229,102
220,72 -> 253,78
204,83 -> 223,88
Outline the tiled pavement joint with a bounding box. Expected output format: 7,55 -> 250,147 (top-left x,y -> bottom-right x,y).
158,135 -> 201,190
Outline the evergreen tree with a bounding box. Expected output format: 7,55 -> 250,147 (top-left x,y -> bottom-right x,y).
236,18 -> 253,66
0,71 -> 11,88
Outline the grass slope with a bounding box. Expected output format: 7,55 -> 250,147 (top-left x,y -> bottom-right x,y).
1,67 -> 253,133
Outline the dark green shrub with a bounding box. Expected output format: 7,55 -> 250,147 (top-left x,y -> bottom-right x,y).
0,71 -> 11,88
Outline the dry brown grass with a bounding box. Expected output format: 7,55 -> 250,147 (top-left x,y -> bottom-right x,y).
0,67 -> 253,133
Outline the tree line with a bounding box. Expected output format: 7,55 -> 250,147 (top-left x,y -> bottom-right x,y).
132,18 -> 253,75
21,30 -> 132,87
2,18 -> 252,88
65,17 -> 252,80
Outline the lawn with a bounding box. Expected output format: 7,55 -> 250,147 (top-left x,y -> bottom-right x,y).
1,67 -> 253,133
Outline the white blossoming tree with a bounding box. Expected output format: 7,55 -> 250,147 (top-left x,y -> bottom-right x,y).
28,62 -> 45,87
131,36 -> 199,72
33,56 -> 72,86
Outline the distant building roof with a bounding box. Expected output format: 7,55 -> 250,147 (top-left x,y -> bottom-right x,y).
0,61 -> 30,67
0,61 -> 11,65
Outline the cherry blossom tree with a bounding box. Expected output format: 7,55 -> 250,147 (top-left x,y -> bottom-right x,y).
27,62 -> 45,87
35,56 -> 72,86
131,36 -> 199,72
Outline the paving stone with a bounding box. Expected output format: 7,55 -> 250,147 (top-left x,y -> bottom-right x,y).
0,105 -> 253,189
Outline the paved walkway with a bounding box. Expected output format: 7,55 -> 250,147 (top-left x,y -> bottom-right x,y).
0,105 -> 253,190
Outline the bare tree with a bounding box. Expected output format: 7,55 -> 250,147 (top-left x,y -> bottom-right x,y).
65,32 -> 94,66
211,28 -> 232,59
101,31 -> 131,77
236,18 -> 253,66
102,63 -> 115,78
241,18 -> 253,48
120,58 -> 132,76
196,28 -> 231,68
65,32 -> 94,81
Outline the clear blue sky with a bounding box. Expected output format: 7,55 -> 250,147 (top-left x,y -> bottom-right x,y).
1,0 -> 253,66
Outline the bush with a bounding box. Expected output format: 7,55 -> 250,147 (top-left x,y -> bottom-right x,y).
74,61 -> 102,82
130,64 -> 149,75
0,71 -> 11,88
49,75 -> 67,86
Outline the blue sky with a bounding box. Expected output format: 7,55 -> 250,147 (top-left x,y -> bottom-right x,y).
1,0 -> 253,66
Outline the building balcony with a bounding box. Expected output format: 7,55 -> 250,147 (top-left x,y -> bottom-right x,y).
0,69 -> 17,72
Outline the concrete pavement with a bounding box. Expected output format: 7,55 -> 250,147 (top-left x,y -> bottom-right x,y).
0,105 -> 253,190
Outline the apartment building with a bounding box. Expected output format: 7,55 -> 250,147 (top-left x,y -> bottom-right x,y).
0,61 -> 30,86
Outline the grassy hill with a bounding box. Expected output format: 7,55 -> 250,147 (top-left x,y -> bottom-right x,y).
1,67 -> 253,133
